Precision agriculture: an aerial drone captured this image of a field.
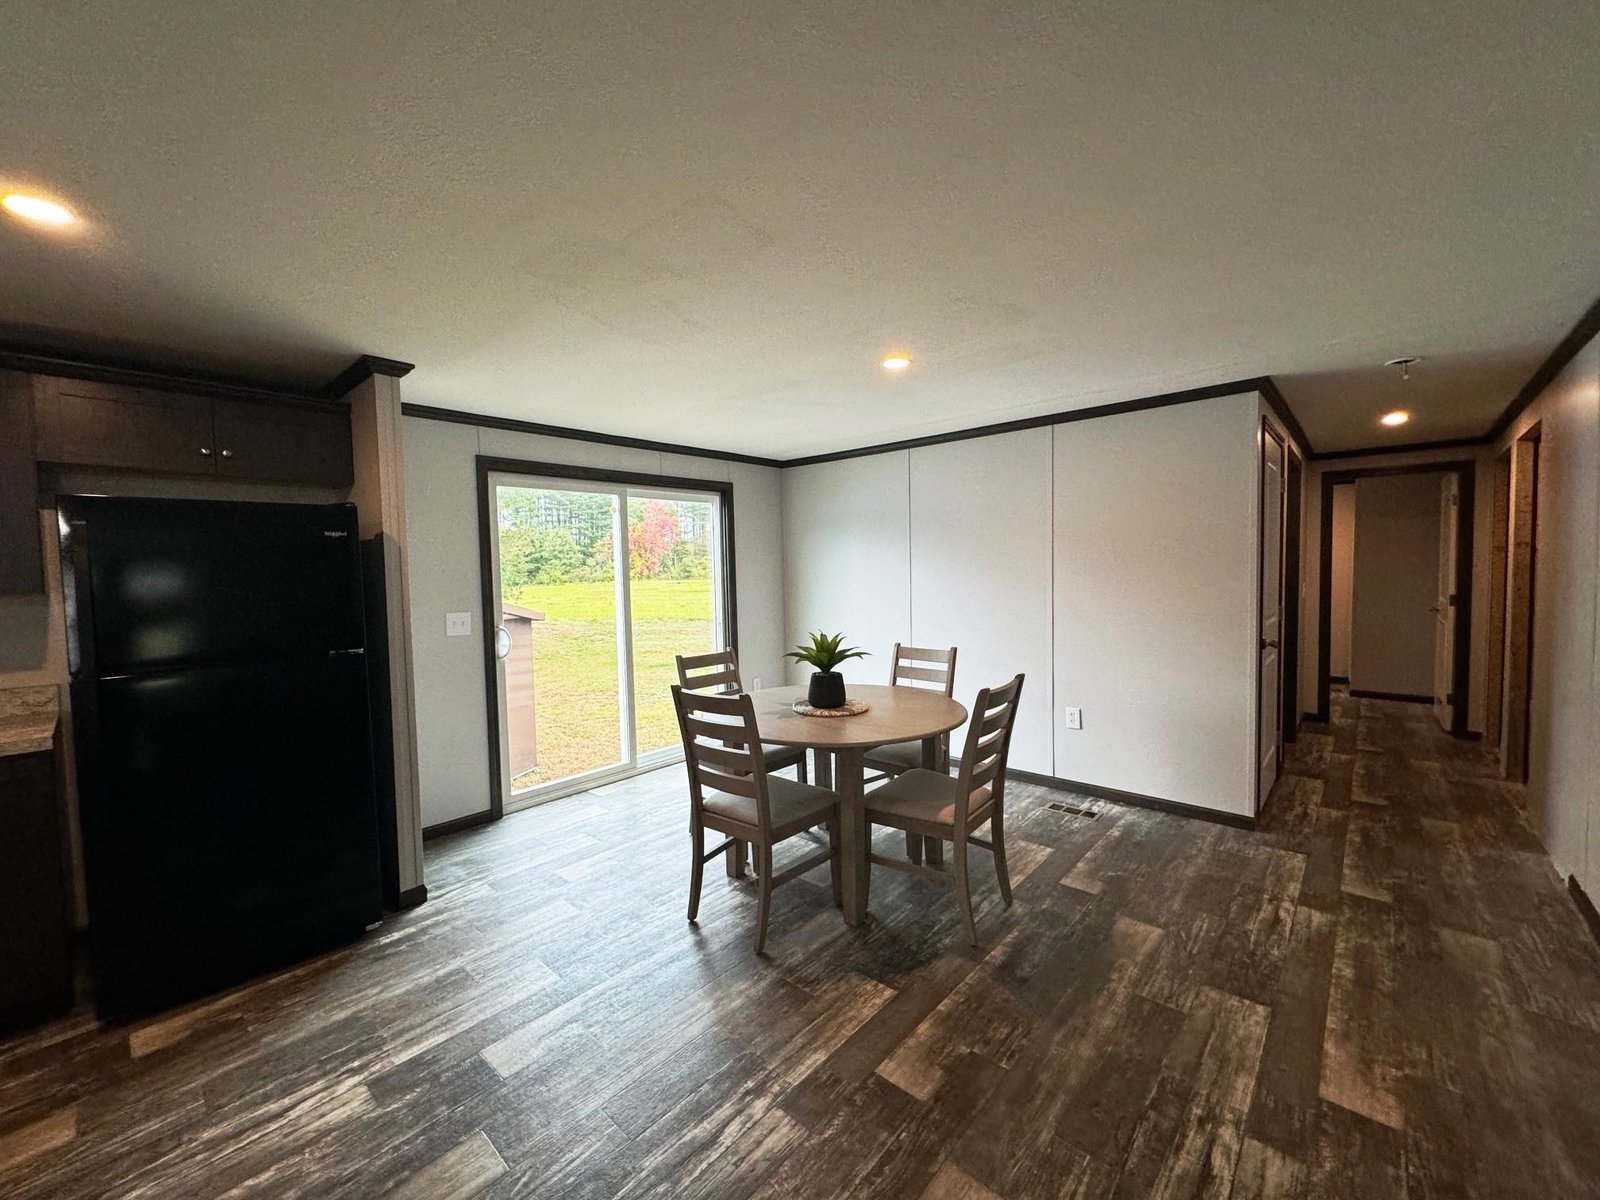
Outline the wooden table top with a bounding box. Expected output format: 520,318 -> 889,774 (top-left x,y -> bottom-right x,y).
747,684 -> 967,750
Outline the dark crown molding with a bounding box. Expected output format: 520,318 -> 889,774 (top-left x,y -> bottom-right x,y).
326,354 -> 417,397
0,342 -> 415,409
1309,435 -> 1489,463
1256,377 -> 1315,456
400,403 -> 785,468
781,377 -> 1286,468
1485,292 -> 1600,444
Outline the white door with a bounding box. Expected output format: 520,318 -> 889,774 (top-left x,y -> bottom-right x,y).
1433,473 -> 1459,731
1258,425 -> 1286,810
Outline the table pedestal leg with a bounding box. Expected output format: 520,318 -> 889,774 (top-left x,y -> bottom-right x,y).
836,747 -> 869,926
725,840 -> 747,878
814,749 -> 833,790
921,735 -> 945,866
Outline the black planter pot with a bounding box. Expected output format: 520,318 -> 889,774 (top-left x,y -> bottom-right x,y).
807,671 -> 846,709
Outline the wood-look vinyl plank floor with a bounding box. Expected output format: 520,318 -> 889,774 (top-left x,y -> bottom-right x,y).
3,691 -> 1599,1198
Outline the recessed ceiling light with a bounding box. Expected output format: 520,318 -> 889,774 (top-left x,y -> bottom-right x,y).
880,354 -> 912,372
2,193 -> 77,226
1380,410 -> 1411,427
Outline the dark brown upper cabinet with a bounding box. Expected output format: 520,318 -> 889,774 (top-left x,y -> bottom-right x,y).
0,371 -> 43,594
211,398 -> 353,487
34,377 -> 218,476
32,376 -> 352,489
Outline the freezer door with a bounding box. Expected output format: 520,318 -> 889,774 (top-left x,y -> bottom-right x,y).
79,654 -> 382,1016
63,495 -> 365,676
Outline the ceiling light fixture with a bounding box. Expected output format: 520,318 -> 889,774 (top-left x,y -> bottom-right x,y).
1384,355 -> 1421,381
1,193 -> 77,227
880,354 -> 912,372
1380,410 -> 1411,427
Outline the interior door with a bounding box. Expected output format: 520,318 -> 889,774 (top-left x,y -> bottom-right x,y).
1433,473 -> 1459,731
1258,423 -> 1286,811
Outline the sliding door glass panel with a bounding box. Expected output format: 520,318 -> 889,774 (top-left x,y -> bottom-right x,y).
494,482 -> 625,801
628,492 -> 723,759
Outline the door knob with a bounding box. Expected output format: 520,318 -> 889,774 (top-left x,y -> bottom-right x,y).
220,449 -> 235,459
495,625 -> 512,660
199,446 -> 212,456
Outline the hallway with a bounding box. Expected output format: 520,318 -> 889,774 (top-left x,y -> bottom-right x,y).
1263,688 -> 1600,1195
1,697 -> 1598,1197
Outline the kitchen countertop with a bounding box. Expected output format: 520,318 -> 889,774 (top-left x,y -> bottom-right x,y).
0,686 -> 60,757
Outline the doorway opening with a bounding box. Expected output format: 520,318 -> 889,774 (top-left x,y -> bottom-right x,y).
475,458 -> 735,817
1316,461 -> 1475,737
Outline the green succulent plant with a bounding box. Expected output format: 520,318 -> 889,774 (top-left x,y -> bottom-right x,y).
785,631 -> 870,673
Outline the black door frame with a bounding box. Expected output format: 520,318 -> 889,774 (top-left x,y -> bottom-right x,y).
1315,460 -> 1475,737
459,455 -> 738,832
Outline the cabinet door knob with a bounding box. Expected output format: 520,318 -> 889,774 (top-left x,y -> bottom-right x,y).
220,449 -> 234,459
200,446 -> 213,456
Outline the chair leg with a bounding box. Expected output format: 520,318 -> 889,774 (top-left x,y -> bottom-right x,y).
828,814 -> 843,907
991,806 -> 1013,908
797,754 -> 809,784
725,839 -> 747,879
905,831 -> 923,865
953,838 -> 978,947
688,830 -> 705,923
925,837 -> 945,866
753,843 -> 774,955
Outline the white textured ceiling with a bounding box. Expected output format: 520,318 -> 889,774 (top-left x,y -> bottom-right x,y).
1,1 -> 1596,458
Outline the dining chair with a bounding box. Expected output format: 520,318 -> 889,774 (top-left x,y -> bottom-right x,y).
863,644 -> 956,864
863,644 -> 958,775
863,673 -> 1024,946
676,649 -> 809,783
672,685 -> 843,954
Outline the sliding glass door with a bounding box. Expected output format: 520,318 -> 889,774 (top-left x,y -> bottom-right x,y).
485,468 -> 729,811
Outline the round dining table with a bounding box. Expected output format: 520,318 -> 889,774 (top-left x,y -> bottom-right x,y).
745,683 -> 967,926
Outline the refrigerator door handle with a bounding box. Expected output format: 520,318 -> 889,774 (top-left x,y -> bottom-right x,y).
329,648 -> 366,657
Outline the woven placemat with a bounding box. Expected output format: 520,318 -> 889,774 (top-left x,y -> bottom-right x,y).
791,699 -> 871,718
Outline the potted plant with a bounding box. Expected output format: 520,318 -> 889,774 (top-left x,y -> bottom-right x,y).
786,631 -> 870,709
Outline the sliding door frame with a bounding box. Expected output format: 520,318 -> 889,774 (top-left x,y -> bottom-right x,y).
473,456 -> 738,822
1315,459 -> 1475,737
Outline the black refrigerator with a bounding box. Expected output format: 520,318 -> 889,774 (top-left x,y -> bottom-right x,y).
60,495 -> 384,1018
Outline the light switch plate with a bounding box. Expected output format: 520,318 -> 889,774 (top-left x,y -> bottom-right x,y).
446,612 -> 472,637
1065,707 -> 1083,730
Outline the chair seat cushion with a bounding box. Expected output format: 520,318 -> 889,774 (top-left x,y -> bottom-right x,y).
705,775 -> 837,831
862,739 -> 923,773
764,743 -> 806,770
865,769 -> 992,830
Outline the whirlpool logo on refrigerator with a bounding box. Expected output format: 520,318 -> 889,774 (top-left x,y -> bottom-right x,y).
322,530 -> 349,538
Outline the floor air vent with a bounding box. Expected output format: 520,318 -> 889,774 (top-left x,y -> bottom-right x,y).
1046,801 -> 1098,818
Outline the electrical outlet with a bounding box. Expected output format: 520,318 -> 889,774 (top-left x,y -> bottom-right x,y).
446,612 -> 472,637
1065,706 -> 1083,730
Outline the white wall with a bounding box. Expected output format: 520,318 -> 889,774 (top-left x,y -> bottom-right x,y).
1349,473 -> 1442,697
403,417 -> 787,829
1329,484 -> 1356,677
782,392 -> 1264,816
910,431 -> 1054,770
1495,336 -> 1600,892
781,451 -> 911,691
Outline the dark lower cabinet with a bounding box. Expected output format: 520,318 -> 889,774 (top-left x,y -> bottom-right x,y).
0,745 -> 73,1029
